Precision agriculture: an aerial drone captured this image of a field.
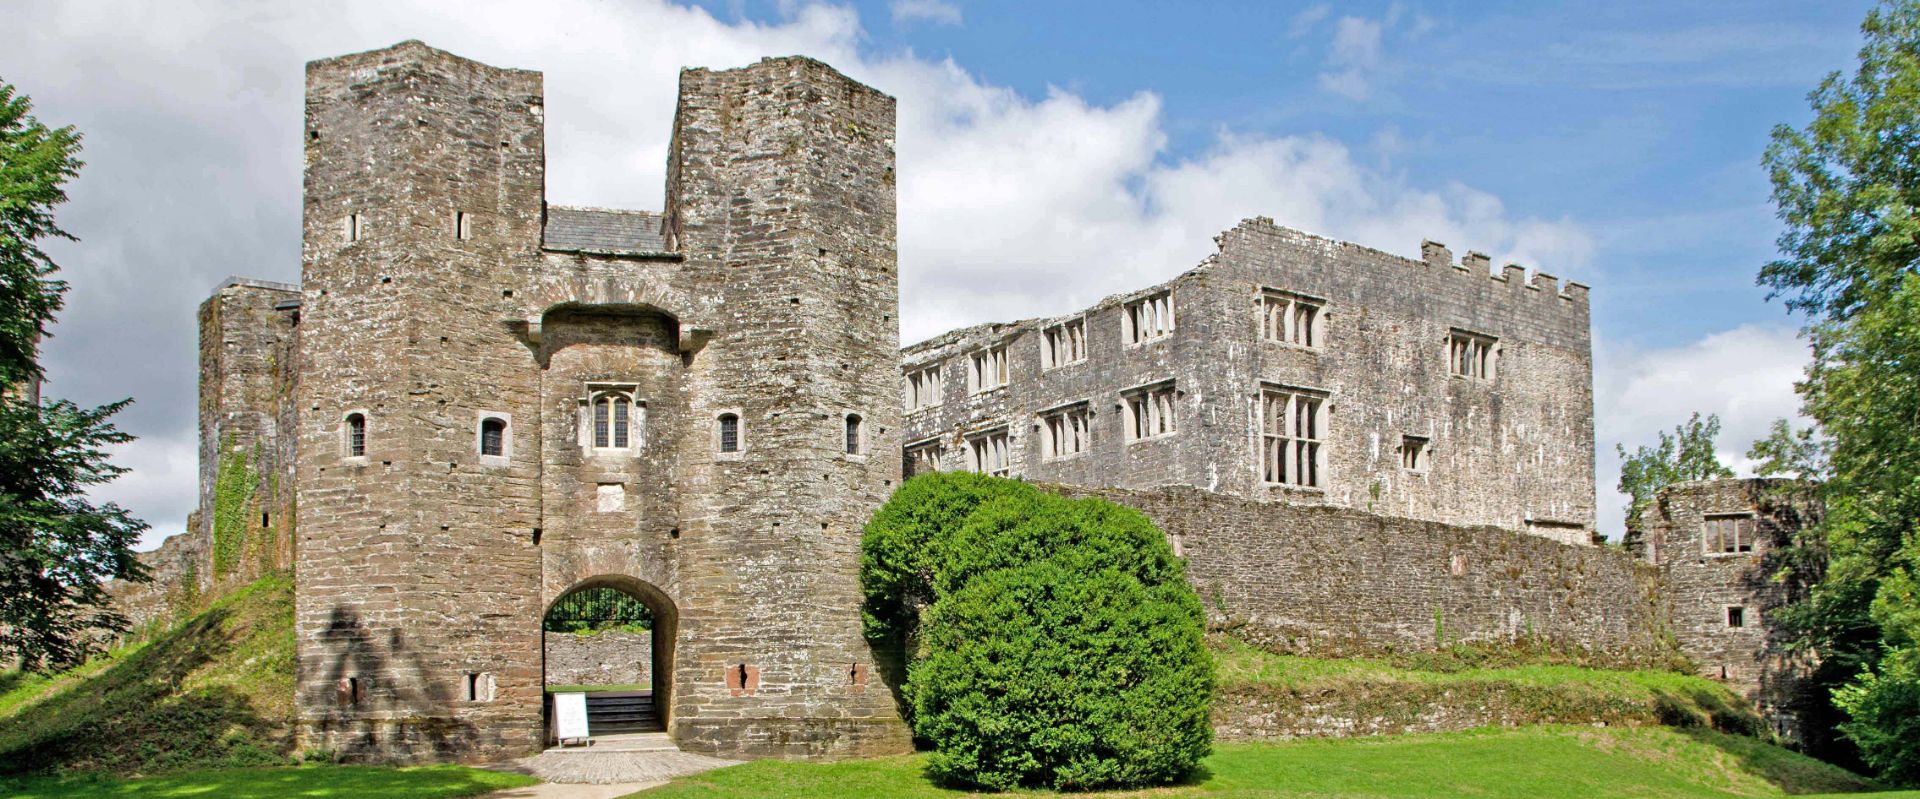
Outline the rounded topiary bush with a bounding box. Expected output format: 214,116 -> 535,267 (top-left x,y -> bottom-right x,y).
860,473 -> 1215,791
909,559 -> 1214,790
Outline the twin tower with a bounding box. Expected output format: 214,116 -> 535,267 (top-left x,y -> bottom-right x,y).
293,41 -> 906,760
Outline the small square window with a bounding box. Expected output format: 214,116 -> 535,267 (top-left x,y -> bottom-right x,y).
1726,606 -> 1746,628
1400,435 -> 1428,472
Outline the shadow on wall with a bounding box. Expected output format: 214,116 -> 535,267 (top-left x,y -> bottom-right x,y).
312,605 -> 505,762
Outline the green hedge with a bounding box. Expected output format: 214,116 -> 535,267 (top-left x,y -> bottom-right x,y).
861,473 -> 1213,791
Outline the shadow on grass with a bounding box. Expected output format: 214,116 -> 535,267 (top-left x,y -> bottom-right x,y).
0,764 -> 532,799
1677,727 -> 1883,796
0,603 -> 288,777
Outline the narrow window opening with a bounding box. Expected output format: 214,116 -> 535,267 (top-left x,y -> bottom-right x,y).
345,412 -> 367,457
455,211 -> 474,241
343,213 -> 360,243
261,511 -> 271,527
718,413 -> 741,454
585,386 -> 641,453
479,417 -> 507,457
845,414 -> 864,455
1400,435 -> 1429,472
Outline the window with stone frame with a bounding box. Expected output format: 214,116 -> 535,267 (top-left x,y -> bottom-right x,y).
343,213 -> 361,244
1726,606 -> 1747,629
1041,317 -> 1088,369
455,211 -> 474,241
1261,288 -> 1324,348
968,344 -> 1010,394
1261,386 -> 1327,487
845,413 -> 865,456
905,363 -> 944,411
1448,329 -> 1498,380
966,428 -> 1012,477
583,385 -> 642,453
1123,381 -> 1178,442
343,411 -> 368,458
1040,402 -> 1093,460
716,412 -> 742,455
1123,291 -> 1174,345
905,440 -> 944,478
478,415 -> 508,459
1703,513 -> 1757,555
1400,435 -> 1429,472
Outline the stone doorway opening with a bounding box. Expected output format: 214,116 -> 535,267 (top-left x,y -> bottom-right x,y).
542,576 -> 677,743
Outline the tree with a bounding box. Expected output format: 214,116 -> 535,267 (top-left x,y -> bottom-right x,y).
1762,0 -> 1920,782
1747,418 -> 1831,482
0,78 -> 148,671
1615,412 -> 1733,535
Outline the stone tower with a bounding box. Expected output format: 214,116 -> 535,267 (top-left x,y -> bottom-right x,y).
289,41 -> 906,762
295,42 -> 549,758
661,57 -> 906,756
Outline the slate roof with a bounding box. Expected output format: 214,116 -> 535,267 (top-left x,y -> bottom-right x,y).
543,205 -> 668,254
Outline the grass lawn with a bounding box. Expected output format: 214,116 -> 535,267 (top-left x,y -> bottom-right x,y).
0,764 -> 536,798
627,725 -> 1917,799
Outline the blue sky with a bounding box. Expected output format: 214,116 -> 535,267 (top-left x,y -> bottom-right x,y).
3,0 -> 1875,542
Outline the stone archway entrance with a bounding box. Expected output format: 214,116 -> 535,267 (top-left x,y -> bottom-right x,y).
542,576 -> 677,742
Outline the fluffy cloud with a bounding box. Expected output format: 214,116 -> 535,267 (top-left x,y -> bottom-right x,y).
7,1 -> 1603,548
1593,324 -> 1811,539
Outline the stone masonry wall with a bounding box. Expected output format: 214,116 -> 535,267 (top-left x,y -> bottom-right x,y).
1633,478 -> 1821,741
543,631 -> 653,687
1060,486 -> 1665,659
905,219 -> 1595,544
197,279 -> 300,585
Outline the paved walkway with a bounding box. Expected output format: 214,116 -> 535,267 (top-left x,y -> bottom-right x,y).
484,733 -> 740,795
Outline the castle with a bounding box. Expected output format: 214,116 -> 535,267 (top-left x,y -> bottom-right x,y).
159,40 -> 1806,765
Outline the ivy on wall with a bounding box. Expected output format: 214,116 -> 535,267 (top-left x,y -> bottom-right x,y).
210,437 -> 259,577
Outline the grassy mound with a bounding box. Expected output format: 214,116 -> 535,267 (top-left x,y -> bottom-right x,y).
1213,636 -> 1763,739
0,764 -> 535,799
628,725 -> 1898,798
0,575 -> 296,776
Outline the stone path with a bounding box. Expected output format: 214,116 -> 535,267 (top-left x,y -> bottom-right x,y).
485,733 -> 740,793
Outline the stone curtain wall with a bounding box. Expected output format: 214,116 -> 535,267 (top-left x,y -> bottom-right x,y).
1059,486 -> 1666,660
544,631 -> 653,687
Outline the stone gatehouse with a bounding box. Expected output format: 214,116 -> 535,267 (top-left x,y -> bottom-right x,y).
162,38 -> 1793,766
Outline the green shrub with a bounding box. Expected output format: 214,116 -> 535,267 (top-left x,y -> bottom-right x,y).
1835,645 -> 1920,787
859,472 -> 1037,639
910,561 -> 1213,790
861,473 -> 1214,791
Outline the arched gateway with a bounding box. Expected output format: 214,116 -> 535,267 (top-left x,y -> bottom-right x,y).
541,577 -> 678,741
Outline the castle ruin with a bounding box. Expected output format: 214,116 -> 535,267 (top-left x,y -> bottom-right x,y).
154,40 -> 1803,765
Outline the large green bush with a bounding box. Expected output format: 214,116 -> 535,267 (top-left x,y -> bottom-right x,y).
860,473 -> 1214,791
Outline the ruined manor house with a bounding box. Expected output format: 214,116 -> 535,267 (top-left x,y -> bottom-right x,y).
159,40 -> 1797,763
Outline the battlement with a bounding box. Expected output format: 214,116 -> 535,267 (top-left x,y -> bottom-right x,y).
1231,217 -> 1590,308
210,276 -> 299,295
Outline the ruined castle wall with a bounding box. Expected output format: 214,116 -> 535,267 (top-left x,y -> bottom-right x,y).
1634,478 -> 1820,738
902,220 -> 1595,543
662,57 -> 911,758
1060,486 -> 1664,658
295,42 -> 548,762
543,631 -> 653,687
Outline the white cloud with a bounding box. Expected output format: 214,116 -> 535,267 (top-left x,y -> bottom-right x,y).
890,0 -> 961,27
4,0 -> 1596,549
1319,16 -> 1385,100
1289,4 -> 1332,37
1593,324 -> 1811,539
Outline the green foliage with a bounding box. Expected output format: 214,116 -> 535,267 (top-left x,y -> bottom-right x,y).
861,474 -> 1214,791
0,396 -> 148,670
1749,418 -> 1833,481
542,585 -> 654,634
1762,1 -> 1920,782
1836,647 -> 1920,786
911,561 -> 1213,790
633,726 -> 1895,799
0,764 -> 536,799
1615,412 -> 1733,532
0,79 -> 82,387
0,576 -> 295,777
0,77 -> 146,672
210,440 -> 258,578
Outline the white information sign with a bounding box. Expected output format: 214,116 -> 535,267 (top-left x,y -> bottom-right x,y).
554,692 -> 590,743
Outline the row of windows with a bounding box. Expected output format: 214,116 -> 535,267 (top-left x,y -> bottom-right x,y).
337,405 -> 867,461
339,211 -> 476,245
905,289 -> 1501,412
908,384 -> 1439,489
